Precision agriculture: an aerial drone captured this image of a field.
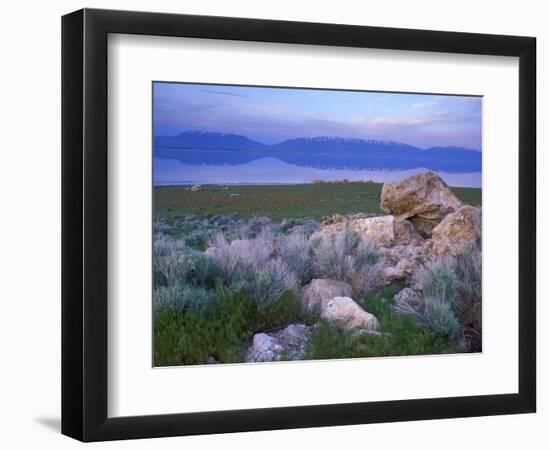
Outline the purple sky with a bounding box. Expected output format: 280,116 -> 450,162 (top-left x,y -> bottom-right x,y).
153,82 -> 482,150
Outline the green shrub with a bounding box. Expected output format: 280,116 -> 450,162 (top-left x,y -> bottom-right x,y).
455,241 -> 482,302
153,235 -> 195,288
183,229 -> 212,250
257,290 -> 317,331
154,306 -> 229,366
277,232 -> 314,284
418,260 -> 461,337
359,284 -> 457,356
153,234 -> 220,289
153,284 -> 213,312
424,297 -> 460,337
154,287 -> 313,366
304,321 -> 359,360
420,259 -> 460,306
187,250 -> 219,288
243,216 -> 273,238
312,227 -> 381,296
243,259 -> 297,306
154,286 -> 257,366
207,233 -> 297,304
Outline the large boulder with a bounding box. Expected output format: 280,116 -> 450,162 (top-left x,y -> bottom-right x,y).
429,205 -> 481,257
380,172 -> 463,237
301,278 -> 353,312
317,214 -> 421,247
246,324 -> 312,362
321,296 -> 380,330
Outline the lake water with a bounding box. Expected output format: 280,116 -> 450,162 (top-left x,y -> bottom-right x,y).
154,156 -> 481,188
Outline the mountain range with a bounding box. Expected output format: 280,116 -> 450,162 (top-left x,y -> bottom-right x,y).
154,131 -> 482,173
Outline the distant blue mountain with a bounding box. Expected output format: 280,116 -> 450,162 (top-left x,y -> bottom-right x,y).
154,130 -> 266,150
271,136 -> 418,155
154,132 -> 481,173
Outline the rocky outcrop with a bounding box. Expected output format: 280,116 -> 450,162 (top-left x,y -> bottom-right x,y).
380,172 -> 463,237
317,214 -> 421,247
379,242 -> 429,284
321,296 -> 380,330
301,279 -> 353,312
246,324 -> 312,362
429,205 -> 481,257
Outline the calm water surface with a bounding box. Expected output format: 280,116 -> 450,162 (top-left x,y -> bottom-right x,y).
154,156 -> 481,188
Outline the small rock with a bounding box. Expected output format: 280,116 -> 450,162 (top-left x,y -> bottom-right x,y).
252,333 -> 282,354
321,296 -> 380,330
301,279 -> 353,312
246,324 -> 313,363
190,184 -> 202,192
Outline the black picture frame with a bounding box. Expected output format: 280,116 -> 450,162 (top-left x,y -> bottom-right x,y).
62,8 -> 536,442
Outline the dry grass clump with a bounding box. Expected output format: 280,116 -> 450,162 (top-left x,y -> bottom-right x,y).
311,227 -> 382,297
207,230 -> 298,305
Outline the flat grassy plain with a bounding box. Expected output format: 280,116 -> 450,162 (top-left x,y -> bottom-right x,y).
155,182 -> 482,221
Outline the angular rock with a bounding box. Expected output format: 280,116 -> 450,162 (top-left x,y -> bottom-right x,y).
247,333 -> 282,363
380,172 -> 463,237
356,216 -> 396,246
381,260 -> 419,284
190,184 -> 202,191
301,279 -> 353,312
379,243 -> 429,284
317,214 -> 421,247
429,205 -> 481,257
246,324 -> 312,363
321,296 -> 380,330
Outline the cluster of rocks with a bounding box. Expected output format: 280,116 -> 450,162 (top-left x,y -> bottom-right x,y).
243,172 -> 481,361
315,172 -> 481,283
246,279 -> 381,362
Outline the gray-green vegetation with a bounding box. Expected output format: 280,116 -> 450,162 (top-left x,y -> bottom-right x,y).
153,180 -> 482,366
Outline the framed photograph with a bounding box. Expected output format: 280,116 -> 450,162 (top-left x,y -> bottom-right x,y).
62,8 -> 536,442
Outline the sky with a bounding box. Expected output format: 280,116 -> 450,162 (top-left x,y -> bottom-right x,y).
153,82 -> 482,150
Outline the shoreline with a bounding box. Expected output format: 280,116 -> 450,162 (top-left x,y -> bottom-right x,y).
153,181 -> 482,189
